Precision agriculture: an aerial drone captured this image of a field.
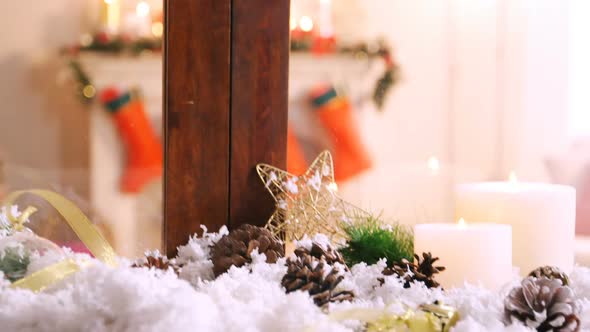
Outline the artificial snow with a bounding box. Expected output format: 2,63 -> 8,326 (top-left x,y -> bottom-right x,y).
0,220 -> 589,331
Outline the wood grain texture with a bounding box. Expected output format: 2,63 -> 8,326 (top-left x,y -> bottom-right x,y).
164,0 -> 290,254
229,0 -> 290,228
163,0 -> 231,255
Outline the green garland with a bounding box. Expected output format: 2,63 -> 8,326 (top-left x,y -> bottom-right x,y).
292,40 -> 400,110
373,68 -> 398,110
68,60 -> 95,103
78,36 -> 162,55
339,215 -> 413,267
64,34 -> 399,109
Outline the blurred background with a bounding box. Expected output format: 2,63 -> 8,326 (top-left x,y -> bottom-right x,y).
0,0 -> 589,259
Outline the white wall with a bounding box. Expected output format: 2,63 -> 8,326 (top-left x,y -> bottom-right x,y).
0,1 -> 88,187
503,0 -> 570,182
335,0 -> 571,225
334,0 -> 454,224
0,0 -> 572,227
569,0 -> 590,137
0,1 -> 165,191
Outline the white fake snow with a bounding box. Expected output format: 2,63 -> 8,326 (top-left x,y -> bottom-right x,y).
0,224 -> 588,331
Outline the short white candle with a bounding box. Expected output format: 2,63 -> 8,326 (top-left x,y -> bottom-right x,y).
414,221 -> 512,289
455,181 -> 576,275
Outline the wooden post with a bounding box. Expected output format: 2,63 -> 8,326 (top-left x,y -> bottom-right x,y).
229,0 -> 290,229
163,0 -> 289,255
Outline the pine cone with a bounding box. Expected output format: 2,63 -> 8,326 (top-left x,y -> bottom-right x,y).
211,224 -> 284,277
382,252 -> 445,289
528,266 -> 570,286
505,277 -> 580,332
282,249 -> 354,307
294,242 -> 346,267
132,252 -> 180,274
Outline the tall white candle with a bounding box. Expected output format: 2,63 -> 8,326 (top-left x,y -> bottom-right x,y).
135,1 -> 152,37
318,0 -> 333,37
290,0 -> 299,31
414,222 -> 512,289
455,182 -> 576,275
102,0 -> 121,34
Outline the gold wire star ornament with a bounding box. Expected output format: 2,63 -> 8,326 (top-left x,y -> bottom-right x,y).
257,151 -> 370,243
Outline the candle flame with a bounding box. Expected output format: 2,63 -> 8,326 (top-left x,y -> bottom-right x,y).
427,156 -> 440,172
104,0 -> 115,4
458,218 -> 466,227
509,171 -> 518,183
300,16 -> 314,32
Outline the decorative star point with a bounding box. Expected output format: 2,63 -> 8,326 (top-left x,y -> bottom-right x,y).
257,151 -> 368,242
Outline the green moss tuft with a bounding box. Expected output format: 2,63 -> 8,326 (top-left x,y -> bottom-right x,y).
339,215 -> 413,267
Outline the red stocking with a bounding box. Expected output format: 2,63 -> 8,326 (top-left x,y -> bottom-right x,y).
99,87 -> 163,193
287,125 -> 307,175
311,85 -> 372,182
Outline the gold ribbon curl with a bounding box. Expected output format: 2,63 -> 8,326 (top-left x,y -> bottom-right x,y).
321,303 -> 459,332
3,189 -> 118,292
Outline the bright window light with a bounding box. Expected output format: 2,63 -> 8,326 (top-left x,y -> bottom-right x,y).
568,0 -> 590,137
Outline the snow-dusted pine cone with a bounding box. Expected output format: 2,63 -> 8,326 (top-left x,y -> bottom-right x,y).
282,249 -> 354,307
294,242 -> 346,267
504,277 -> 580,332
132,252 -> 180,274
382,252 -> 445,289
210,224 -> 284,277
528,266 -> 570,286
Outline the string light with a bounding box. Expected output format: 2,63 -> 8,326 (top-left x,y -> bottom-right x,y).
82,85 -> 97,99
299,16 -> 314,32
136,1 -> 150,17
79,34 -> 93,47
151,22 -> 164,37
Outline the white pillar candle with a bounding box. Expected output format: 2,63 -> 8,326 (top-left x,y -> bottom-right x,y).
455,182 -> 576,275
414,222 -> 512,289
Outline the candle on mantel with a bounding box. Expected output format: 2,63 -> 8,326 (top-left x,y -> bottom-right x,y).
414,220 -> 512,289
122,1 -> 153,38
135,1 -> 152,37
101,0 -> 120,34
455,174 -> 576,275
318,0 -> 333,38
312,0 -> 336,53
290,0 -> 299,32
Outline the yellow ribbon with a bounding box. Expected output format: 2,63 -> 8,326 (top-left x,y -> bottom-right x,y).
10,259 -> 81,292
3,189 -> 118,292
8,206 -> 38,232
